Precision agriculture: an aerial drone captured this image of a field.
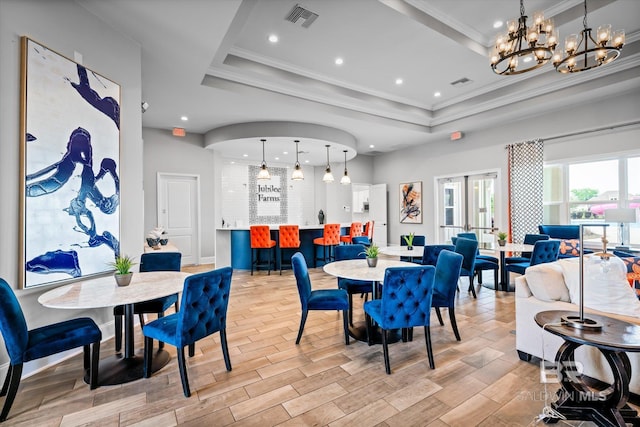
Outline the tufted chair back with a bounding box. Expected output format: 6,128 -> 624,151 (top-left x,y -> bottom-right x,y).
176,267 -> 232,348
364,220 -> 375,240
279,225 -> 300,249
421,244 -> 455,267
529,240 -> 561,267
0,279 -> 29,364
140,252 -> 181,272
521,233 -> 550,257
292,252 -> 312,308
378,266 -> 435,330
250,225 -> 275,248
349,222 -> 363,238
321,224 -> 341,245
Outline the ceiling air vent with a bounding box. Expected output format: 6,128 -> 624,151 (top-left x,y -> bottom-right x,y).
285,4 -> 319,28
450,77 -> 473,87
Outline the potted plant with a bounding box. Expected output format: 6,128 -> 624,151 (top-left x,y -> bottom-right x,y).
108,254 -> 136,287
403,232 -> 415,250
497,231 -> 508,247
362,243 -> 380,267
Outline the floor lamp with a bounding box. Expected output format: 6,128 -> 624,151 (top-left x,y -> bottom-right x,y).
604,208 -> 638,250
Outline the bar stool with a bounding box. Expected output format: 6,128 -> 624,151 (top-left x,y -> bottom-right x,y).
313,223 -> 341,267
278,225 -> 300,275
250,225 -> 276,275
340,222 -> 362,245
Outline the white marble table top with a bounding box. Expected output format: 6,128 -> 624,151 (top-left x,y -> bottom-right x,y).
38,271 -> 190,309
379,245 -> 424,257
323,259 -> 421,282
492,243 -> 534,252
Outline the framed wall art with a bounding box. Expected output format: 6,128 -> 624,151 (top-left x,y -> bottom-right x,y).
400,181 -> 422,224
20,37 -> 121,288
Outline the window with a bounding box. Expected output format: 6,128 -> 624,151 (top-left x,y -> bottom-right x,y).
544,156 -> 640,248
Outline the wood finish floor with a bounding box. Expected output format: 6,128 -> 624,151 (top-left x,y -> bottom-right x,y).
2,264 -> 614,426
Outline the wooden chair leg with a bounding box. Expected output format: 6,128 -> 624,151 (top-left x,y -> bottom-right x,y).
364,312 -> 373,346
348,292 -> 354,326
493,269 -> 499,290
251,248 -> 255,275
177,346 -> 191,398
83,344 -> 90,371
382,329 -> 391,374
143,337 -> 153,378
157,312 -> 165,350
435,307 -> 444,326
188,343 -> 195,357
295,309 -> 308,344
0,365 -> 12,396
424,326 -> 435,369
449,308 -> 461,341
0,363 -> 23,422
468,276 -> 477,298
342,309 -> 349,345
220,329 -> 232,371
90,341 -> 100,389
477,270 -> 483,284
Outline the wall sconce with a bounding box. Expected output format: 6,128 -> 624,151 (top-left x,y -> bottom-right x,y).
257,138 -> 271,180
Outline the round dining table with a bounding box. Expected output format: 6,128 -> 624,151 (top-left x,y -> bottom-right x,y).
379,245 -> 424,263
38,271 -> 190,385
323,259 -> 421,342
492,243 -> 534,291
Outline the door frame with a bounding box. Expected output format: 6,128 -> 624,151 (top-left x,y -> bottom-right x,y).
157,172 -> 202,265
433,168 -> 501,245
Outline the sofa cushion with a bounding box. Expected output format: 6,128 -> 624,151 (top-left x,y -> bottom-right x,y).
559,257 -> 640,318
558,239 -> 580,257
524,262 -> 570,302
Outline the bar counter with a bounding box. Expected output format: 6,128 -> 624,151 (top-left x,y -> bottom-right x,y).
215,224 -> 350,270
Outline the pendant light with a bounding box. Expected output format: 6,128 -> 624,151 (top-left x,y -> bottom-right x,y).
257,138 -> 271,180
340,150 -> 351,185
291,139 -> 304,181
322,145 -> 334,183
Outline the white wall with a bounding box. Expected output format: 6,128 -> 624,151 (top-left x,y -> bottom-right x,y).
143,128 -> 216,261
373,88 -> 640,246
0,0 -> 143,374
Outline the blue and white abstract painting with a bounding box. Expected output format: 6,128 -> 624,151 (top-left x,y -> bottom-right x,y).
21,37 -> 120,288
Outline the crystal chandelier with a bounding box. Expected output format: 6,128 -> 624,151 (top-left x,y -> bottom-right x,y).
340,150 -> 351,185
490,0 -> 558,75
322,145 -> 334,183
553,0 -> 624,73
257,138 -> 271,180
291,139 -> 304,181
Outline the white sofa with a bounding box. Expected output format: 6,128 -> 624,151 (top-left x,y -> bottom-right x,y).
515,257 -> 640,395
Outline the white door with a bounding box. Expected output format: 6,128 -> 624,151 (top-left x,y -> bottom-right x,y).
437,172 -> 498,248
369,183 -> 388,247
157,173 -> 200,265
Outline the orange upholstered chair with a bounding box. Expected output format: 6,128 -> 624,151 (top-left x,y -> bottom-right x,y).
278,225 -> 300,275
313,223 -> 341,267
364,220 -> 374,241
340,222 -> 363,245
250,225 -> 276,275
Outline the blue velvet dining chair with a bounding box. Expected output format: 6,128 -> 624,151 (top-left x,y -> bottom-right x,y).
505,233 -> 550,264
505,240 -> 561,279
292,252 -> 349,345
454,237 -> 479,298
431,250 -> 464,341
363,265 -> 436,374
456,233 -> 499,288
0,278 -> 101,421
113,251 -> 181,352
142,266 -> 233,397
334,244 -> 371,326
421,244 -> 455,266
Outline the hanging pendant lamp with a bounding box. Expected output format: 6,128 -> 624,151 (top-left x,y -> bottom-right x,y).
322,145 -> 334,183
340,150 -> 351,185
257,138 -> 271,180
291,139 -> 304,181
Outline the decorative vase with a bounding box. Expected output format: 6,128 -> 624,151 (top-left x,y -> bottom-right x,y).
146,237 -> 160,247
367,257 -> 378,268
407,245 -> 413,251
114,272 -> 133,287
498,240 -> 506,246
318,209 -> 325,225
159,239 -> 169,245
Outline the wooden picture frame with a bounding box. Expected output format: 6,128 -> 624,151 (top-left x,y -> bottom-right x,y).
400,181 -> 422,224
20,37 -> 121,288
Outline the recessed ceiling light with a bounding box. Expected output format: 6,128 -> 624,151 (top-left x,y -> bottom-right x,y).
395,78 -> 403,85
180,116 -> 188,121
305,160 -> 310,163
283,151 -> 288,155
275,157 -> 280,161
335,57 -> 344,65
493,20 -> 503,29
243,154 -> 248,157
369,144 -> 375,148
434,91 -> 441,97
268,34 -> 278,43
230,161 -> 235,164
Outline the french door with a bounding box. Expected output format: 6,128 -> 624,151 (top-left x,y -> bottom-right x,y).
437,172 -> 499,249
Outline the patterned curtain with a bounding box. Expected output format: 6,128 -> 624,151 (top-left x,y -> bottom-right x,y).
507,140 -> 544,243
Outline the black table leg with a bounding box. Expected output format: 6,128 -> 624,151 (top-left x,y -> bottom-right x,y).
500,251 -> 508,291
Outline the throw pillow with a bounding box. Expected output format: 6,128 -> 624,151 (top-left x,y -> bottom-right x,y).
559,239 -> 580,257
525,262 -> 570,302
620,256 -> 640,296
559,256 -> 640,318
